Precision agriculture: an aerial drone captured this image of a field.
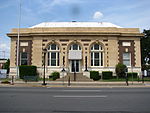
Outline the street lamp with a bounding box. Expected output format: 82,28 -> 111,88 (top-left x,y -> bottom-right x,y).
42,48 -> 47,85
84,56 -> 88,71
125,67 -> 128,86
74,64 -> 76,81
61,56 -> 65,85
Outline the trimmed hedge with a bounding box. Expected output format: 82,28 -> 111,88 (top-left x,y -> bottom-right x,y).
51,72 -> 60,80
102,71 -> 113,79
19,65 -> 37,79
127,72 -> 138,78
90,71 -> 100,81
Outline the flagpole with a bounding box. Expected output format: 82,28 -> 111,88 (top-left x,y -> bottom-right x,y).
16,0 -> 21,78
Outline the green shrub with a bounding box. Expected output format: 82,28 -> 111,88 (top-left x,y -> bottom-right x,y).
19,65 -> 37,79
127,72 -> 138,78
115,63 -> 127,78
142,64 -> 150,71
51,72 -> 60,80
1,80 -> 10,84
90,71 -> 100,81
102,71 -> 113,79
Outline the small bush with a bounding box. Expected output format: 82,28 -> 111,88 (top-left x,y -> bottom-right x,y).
142,64 -> 150,71
1,80 -> 10,84
127,72 -> 138,78
90,71 -> 100,81
102,71 -> 113,79
115,63 -> 127,78
49,75 -> 53,79
51,72 -> 60,80
19,65 -> 37,79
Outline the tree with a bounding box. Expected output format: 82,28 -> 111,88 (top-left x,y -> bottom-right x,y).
115,63 -> 127,78
2,59 -> 10,74
141,29 -> 150,65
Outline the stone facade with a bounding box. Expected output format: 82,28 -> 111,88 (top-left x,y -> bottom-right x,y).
7,22 -> 143,78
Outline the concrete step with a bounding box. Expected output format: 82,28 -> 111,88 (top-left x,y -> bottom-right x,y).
57,73 -> 93,82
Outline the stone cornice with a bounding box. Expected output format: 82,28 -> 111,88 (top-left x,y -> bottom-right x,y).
7,27 -> 144,38
7,32 -> 144,38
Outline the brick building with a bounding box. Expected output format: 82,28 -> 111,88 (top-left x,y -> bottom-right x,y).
7,22 -> 143,78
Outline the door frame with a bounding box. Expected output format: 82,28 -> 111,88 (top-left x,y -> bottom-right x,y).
70,60 -> 80,73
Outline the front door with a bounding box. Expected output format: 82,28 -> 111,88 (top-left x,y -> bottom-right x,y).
71,60 -> 80,72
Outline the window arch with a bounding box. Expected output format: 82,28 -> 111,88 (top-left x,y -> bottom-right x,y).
70,44 -> 81,50
47,44 -> 60,66
91,44 -> 103,66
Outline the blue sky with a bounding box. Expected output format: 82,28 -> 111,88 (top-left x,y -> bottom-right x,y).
0,0 -> 150,58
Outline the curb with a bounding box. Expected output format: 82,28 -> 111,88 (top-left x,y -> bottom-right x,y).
0,83 -> 150,88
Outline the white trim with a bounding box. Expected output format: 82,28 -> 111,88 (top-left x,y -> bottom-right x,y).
122,42 -> 131,46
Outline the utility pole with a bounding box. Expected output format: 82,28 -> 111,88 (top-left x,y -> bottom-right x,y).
16,0 -> 21,78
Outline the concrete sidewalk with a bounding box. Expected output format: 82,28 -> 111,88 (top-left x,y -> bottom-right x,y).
1,80 -> 150,88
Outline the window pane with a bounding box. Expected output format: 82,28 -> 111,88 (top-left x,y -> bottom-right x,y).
51,52 -> 56,66
101,52 -> 103,66
94,44 -> 99,50
49,52 -> 59,66
94,60 -> 99,66
91,52 -> 93,59
73,44 -> 78,50
123,60 -> 130,66
21,52 -> 28,65
79,46 -> 81,50
123,53 -> 130,66
48,46 -> 51,50
91,53 -> 93,66
21,60 -> 28,65
100,46 -> 102,50
51,52 -> 56,59
51,60 -> 56,66
21,53 -> 27,59
76,60 -> 79,72
94,53 -> 99,59
57,53 -> 59,66
91,46 -> 93,50
51,44 -> 56,50
123,53 -> 130,59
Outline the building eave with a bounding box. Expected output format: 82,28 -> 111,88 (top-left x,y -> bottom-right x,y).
7,32 -> 143,38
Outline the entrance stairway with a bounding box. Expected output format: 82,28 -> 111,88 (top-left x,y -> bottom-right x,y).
57,73 -> 93,82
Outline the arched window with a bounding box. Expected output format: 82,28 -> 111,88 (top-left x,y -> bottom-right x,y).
91,44 -> 103,66
70,44 -> 81,50
47,44 -> 59,66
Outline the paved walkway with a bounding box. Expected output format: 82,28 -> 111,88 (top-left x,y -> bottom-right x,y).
1,80 -> 150,88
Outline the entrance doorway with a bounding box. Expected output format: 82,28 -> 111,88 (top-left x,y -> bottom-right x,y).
71,60 -> 80,72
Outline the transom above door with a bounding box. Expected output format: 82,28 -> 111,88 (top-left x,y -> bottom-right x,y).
68,44 -> 82,60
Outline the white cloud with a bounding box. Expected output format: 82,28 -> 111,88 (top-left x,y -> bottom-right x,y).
93,11 -> 103,20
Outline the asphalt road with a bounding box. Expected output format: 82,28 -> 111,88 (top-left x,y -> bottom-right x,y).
0,87 -> 150,113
